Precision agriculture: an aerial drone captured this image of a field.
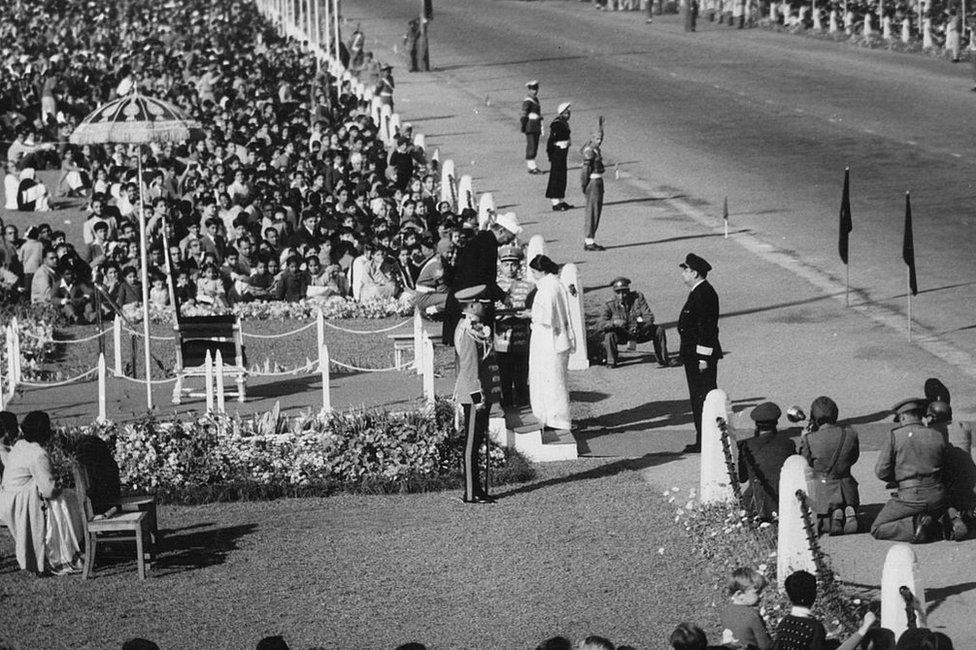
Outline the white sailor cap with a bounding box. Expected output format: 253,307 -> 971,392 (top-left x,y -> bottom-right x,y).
526,80 -> 539,89
557,102 -> 571,115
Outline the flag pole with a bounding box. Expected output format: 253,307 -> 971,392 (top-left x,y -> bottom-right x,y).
723,195 -> 729,239
907,268 -> 912,341
846,242 -> 850,307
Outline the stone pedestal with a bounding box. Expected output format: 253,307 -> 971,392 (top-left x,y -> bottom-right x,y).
777,455 -> 817,589
457,174 -> 474,211
559,263 -> 590,370
881,543 -> 926,640
700,389 -> 736,504
439,159 -> 456,206
477,192 -> 495,229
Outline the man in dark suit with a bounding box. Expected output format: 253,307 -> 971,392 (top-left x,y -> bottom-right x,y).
677,253 -> 722,453
441,213 -> 522,346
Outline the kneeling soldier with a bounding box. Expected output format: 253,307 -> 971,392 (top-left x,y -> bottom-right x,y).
599,276 -> 672,368
871,398 -> 950,543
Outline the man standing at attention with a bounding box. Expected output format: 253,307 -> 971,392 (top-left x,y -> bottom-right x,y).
521,81 -> 543,175
545,103 -> 573,212
580,117 -> 606,251
677,253 -> 722,453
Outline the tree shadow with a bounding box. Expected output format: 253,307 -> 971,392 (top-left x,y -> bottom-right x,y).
248,374 -> 334,399
602,232 -> 732,251
407,114 -> 456,123
843,410 -> 892,427
570,390 -> 611,403
926,581 -> 976,616
494,452 -> 683,498
435,54 -> 588,72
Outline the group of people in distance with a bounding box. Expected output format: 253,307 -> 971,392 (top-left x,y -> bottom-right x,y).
0,0 -> 505,327
734,376 -> 976,545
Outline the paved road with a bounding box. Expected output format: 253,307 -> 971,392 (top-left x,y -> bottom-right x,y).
347,0 -> 976,361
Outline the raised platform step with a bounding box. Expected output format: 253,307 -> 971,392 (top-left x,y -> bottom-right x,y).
497,406 -> 579,463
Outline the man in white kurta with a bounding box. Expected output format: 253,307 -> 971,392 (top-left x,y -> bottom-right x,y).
529,267 -> 575,431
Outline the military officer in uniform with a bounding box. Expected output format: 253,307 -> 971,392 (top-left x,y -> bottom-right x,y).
871,398 -> 951,543
738,402 -> 796,522
599,277 -> 672,369
925,400 -> 972,541
676,253 -> 722,453
799,396 -> 861,535
580,118 -> 606,251
454,285 -> 503,504
545,102 -> 573,212
521,81 -> 543,175
495,245 -> 532,407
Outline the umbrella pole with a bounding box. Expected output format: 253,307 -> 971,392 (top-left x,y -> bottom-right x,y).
138,153 -> 154,410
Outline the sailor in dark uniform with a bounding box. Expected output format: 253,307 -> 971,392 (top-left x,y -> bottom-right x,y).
375,65 -> 395,111
545,102 -> 573,212
521,81 -> 543,174
580,118 -> 606,251
871,398 -> 951,543
676,253 -> 722,452
738,402 -> 796,522
454,285 -> 503,504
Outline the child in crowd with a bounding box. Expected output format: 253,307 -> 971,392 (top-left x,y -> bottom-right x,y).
196,263 -> 227,308
773,570 -> 877,650
149,271 -> 169,307
720,567 -> 772,649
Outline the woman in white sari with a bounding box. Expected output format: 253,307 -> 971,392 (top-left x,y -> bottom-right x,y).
0,411 -> 83,575
528,255 -> 575,431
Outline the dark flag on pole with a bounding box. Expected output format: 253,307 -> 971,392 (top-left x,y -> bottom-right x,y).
839,167 -> 852,264
722,196 -> 728,222
903,191 -> 918,296
422,0 -> 433,20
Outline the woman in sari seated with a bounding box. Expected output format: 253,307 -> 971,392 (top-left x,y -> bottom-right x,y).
359,246 -> 399,301
0,411 -> 83,575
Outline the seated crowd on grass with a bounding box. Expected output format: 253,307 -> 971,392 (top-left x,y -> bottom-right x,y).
0,0 -> 476,323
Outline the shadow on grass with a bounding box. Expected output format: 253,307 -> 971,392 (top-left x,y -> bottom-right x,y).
494,452 -> 682,499
152,523 -> 259,576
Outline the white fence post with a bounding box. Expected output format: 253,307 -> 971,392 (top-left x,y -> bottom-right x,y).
422,333 -> 435,404
882,544 -> 926,640
316,308 -> 325,353
700,389 -> 736,503
113,318 -> 123,376
5,326 -> 15,399
320,343 -> 332,413
215,350 -> 226,414
97,353 -> 107,422
559,263 -> 590,370
204,350 -> 215,413
414,307 -> 423,375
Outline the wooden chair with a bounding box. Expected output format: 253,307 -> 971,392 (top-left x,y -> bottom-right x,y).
171,315 -> 247,404
72,464 -> 150,580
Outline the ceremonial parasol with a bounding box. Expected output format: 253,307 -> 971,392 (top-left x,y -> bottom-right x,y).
70,91 -> 201,409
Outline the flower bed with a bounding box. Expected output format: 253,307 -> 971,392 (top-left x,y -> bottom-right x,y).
671,488 -> 866,640
145,294 -> 416,324
51,398 -> 534,504
0,304 -> 58,382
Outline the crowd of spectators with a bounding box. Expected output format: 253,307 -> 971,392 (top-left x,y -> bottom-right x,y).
0,0 -> 477,324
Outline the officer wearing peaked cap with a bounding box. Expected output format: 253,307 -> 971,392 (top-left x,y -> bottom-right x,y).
598,276 -> 672,369
677,253 -> 722,452
580,117 -> 606,251
521,81 -> 543,175
454,285 -> 502,504
737,402 -> 796,522
871,398 -> 950,543
495,244 -> 532,407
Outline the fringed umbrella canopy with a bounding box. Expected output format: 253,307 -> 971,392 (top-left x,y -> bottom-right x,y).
69,92 -> 200,145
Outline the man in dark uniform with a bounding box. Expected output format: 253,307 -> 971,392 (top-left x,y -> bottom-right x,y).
545,102 -> 573,212
404,19 -> 421,72
871,398 -> 950,543
676,253 -> 722,453
926,400 -> 972,541
495,244 -> 532,407
599,276 -> 672,369
580,118 -> 606,251
521,81 -> 543,175
454,285 -> 503,504
738,402 -> 796,522
442,213 -> 522,346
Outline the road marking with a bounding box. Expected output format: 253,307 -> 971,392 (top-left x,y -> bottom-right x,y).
794,108 -> 804,113
864,128 -> 875,134
906,140 -> 917,145
617,173 -> 976,379
951,153 -> 963,158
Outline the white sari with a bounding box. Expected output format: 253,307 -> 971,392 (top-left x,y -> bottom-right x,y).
529,273 -> 575,430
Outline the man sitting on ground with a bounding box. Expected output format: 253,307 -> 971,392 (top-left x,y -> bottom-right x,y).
599,276 -> 672,368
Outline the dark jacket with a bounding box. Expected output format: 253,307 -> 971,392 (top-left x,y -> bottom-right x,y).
738,430 -> 796,520
677,279 -> 722,362
442,231 -> 506,346
599,290 -> 655,333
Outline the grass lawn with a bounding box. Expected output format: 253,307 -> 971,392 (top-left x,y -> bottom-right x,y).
0,456 -> 721,650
